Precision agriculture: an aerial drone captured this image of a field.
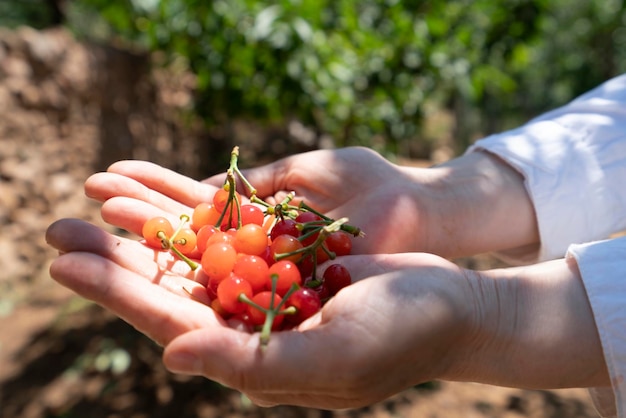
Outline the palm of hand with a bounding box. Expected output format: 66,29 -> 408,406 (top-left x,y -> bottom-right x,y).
46,217 -> 220,347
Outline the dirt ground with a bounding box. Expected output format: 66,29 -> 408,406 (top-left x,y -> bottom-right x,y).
0,27 -> 602,418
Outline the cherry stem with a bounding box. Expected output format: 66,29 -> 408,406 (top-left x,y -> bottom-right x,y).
298,201 -> 364,237
238,293 -> 265,312
255,277 -> 301,350
298,201 -> 331,220
168,245 -> 198,271
161,215 -> 199,271
224,145 -> 363,237
275,218 -> 346,265
258,274 -> 280,348
228,146 -> 258,198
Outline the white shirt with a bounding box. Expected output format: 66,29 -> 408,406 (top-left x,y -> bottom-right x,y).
468,73 -> 626,417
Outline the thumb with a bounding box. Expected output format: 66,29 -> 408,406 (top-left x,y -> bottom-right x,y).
162,317 -> 346,392
201,157 -> 293,198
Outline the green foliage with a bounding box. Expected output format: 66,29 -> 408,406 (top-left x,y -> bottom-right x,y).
6,0 -> 626,158
0,0 -> 65,28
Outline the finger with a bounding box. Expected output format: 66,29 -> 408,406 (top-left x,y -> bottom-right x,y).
49,251 -> 218,346
86,171 -> 192,215
163,323 -> 335,390
98,198 -> 204,261
204,154 -> 298,199
105,160 -> 219,207
46,218 -> 205,288
163,316 -> 387,409
86,171 -> 194,216
316,254 -> 407,283
99,196 -> 188,237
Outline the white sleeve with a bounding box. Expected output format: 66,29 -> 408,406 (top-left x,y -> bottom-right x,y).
568,237 -> 626,418
467,73 -> 626,262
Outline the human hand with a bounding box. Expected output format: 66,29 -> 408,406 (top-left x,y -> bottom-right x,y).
46,217 -> 607,409
46,218 -> 475,408
84,147 -> 539,259
84,149 -> 432,255
206,146 -> 541,258
204,146 -> 433,255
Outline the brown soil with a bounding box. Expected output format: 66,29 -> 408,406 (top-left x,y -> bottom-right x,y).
0,27 -> 601,418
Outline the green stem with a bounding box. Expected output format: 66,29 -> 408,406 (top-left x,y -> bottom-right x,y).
251,195 -> 271,208
233,165 -> 257,197
238,293 -> 265,312
259,274 -> 279,349
259,309 -> 276,349
158,215 -> 199,271
298,201 -> 332,221
169,245 -> 199,270
278,306 -> 297,316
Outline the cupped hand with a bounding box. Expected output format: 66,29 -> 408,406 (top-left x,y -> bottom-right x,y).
46,219 -> 477,409
45,218 -> 606,410
84,150 -> 437,255
203,146 -> 442,254
162,252 -> 477,409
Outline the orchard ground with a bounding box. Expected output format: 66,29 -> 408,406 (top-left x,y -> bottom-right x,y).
0,27 -> 600,418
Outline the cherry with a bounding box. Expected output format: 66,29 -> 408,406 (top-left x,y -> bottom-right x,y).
325,231 -> 352,257
196,224 -> 219,253
268,260 -> 302,296
205,230 -> 235,247
304,278 -> 330,301
240,204 -> 265,226
295,211 -> 322,224
142,216 -> 174,249
213,188 -> 241,213
270,218 -> 300,241
233,255 -> 270,293
247,291 -> 284,328
172,227 -> 197,255
192,202 -> 221,231
323,263 -> 352,296
217,275 -> 253,314
270,234 -> 304,263
286,287 -> 322,325
201,242 -> 237,280
234,223 -> 268,256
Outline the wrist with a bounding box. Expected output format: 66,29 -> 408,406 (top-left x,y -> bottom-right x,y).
411,151 -> 540,258
450,260 -> 609,388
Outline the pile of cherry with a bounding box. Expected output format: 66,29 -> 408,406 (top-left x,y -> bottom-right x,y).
141,147 -> 363,347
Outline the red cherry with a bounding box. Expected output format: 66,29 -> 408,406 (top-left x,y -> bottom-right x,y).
270,218 -> 300,241
247,291 -> 284,329
323,264 -> 352,296
304,278 -> 330,301
286,288 -> 322,324
269,234 -> 304,263
295,211 -> 322,224
268,260 -> 302,296
217,275 -> 253,314
325,231 -> 352,256
241,204 -> 265,226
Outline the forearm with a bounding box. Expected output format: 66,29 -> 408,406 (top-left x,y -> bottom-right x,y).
403,150 -> 540,259
449,257 -> 609,389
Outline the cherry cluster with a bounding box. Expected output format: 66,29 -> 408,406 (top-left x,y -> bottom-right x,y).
141,147 -> 363,347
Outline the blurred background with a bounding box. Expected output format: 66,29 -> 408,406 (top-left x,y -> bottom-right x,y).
0,1 -> 624,417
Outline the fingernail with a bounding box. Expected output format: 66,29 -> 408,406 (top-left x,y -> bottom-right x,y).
167,352 -> 203,374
